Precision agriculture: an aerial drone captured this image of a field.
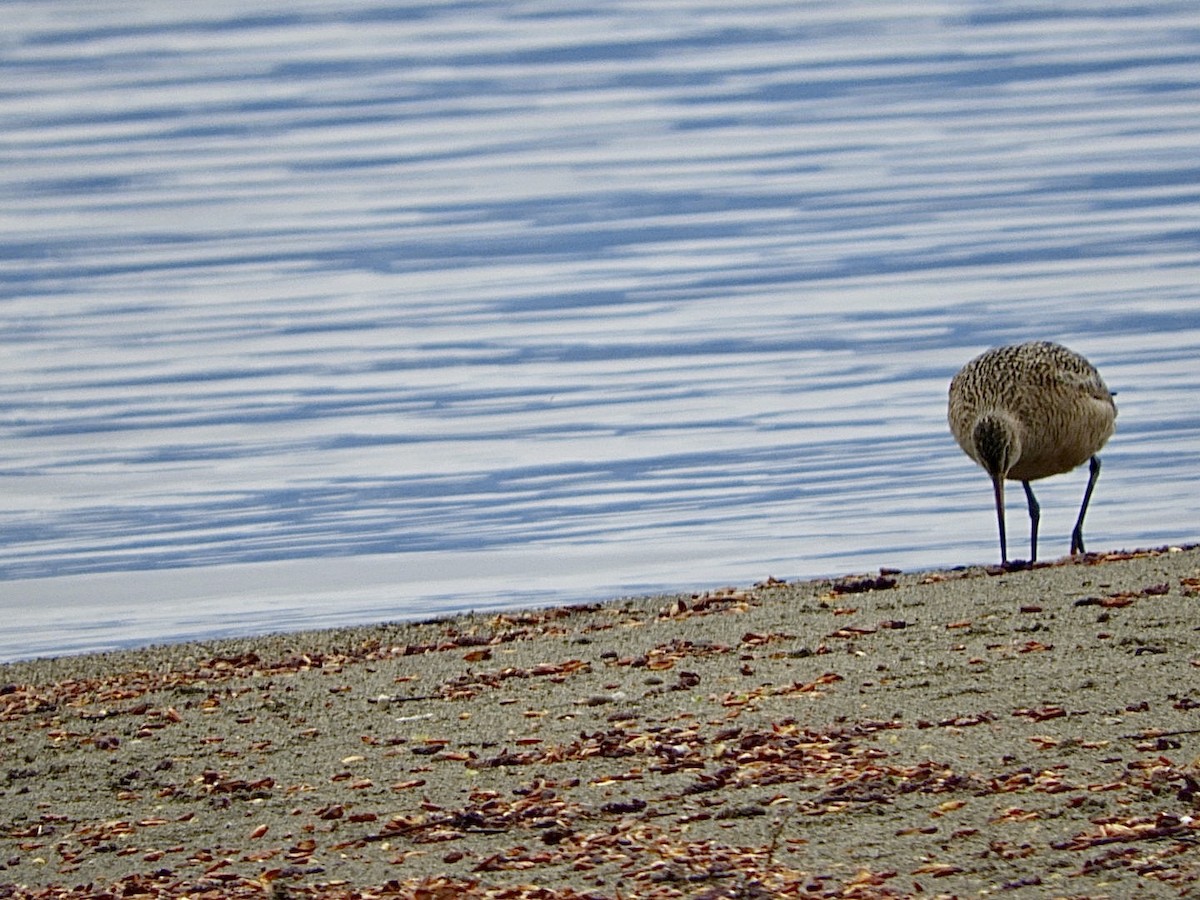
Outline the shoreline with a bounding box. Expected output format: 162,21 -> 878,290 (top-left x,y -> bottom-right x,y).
3,545 -> 1200,898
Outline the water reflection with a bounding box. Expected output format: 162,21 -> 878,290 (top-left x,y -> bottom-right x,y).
1,2 -> 1199,660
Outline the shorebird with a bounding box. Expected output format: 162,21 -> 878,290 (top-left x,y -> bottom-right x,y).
948,341 -> 1116,564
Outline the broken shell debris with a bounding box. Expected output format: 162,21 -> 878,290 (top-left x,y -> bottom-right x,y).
3,546 -> 1200,898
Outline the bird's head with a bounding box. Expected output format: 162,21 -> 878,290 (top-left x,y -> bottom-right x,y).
972,412 -> 1021,480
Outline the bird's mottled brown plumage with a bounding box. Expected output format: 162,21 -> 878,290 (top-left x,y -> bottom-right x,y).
948,341 -> 1116,564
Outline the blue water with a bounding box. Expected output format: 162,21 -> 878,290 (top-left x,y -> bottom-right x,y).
3,1 -> 1200,661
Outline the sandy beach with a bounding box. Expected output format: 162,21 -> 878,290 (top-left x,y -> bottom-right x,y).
3,545 -> 1200,899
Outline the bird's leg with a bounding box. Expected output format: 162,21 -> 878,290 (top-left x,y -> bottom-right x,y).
1022,481 -> 1040,563
992,474 -> 1008,564
1071,456 -> 1102,555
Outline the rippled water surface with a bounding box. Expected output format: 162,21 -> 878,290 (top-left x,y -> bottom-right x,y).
3,1 -> 1200,661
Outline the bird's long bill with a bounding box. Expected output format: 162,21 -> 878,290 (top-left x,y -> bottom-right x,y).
992,474 -> 1007,564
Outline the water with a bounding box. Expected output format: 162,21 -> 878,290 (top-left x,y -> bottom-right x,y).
3,1 -> 1199,662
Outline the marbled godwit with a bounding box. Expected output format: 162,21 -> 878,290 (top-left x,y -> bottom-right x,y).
948,341 -> 1116,564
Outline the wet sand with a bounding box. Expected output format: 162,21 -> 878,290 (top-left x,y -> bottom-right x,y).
3,546 -> 1200,899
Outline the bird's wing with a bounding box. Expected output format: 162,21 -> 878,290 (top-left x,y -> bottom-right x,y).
1058,368 -> 1111,403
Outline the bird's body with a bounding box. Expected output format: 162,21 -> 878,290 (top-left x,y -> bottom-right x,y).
948,341 -> 1116,563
